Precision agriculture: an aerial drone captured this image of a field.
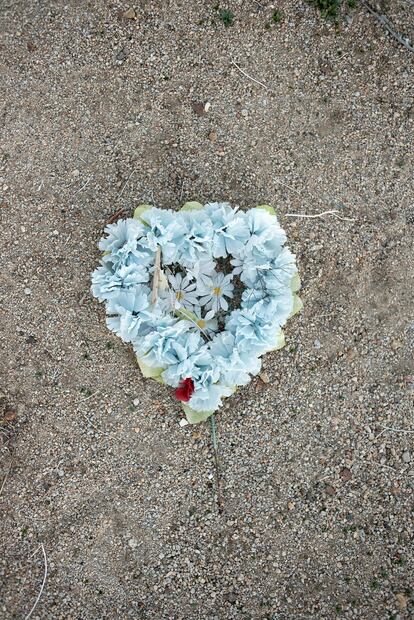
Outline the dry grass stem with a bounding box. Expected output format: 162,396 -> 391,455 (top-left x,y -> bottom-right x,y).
0,462 -> 12,498
231,60 -> 269,90
378,424 -> 414,434
25,544 -> 48,620
285,210 -> 355,222
72,175 -> 92,197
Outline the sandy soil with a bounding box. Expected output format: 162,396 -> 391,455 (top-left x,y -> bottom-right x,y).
1,1 -> 413,618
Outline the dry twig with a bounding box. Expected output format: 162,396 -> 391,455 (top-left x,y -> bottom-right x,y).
378,424 -> 414,434
25,544 -> 48,620
72,175 -> 92,197
285,210 -> 355,222
106,207 -> 127,224
76,390 -> 100,404
118,170 -> 135,199
0,462 -> 12,498
231,60 -> 269,90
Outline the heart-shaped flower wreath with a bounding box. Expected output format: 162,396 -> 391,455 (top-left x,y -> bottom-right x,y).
92,202 -> 302,423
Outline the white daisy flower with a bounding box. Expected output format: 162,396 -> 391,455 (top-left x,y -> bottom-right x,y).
163,272 -> 199,311
197,272 -> 234,317
177,306 -> 218,339
192,306 -> 218,337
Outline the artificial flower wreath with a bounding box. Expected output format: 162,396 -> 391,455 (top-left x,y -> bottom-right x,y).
91,202 -> 302,423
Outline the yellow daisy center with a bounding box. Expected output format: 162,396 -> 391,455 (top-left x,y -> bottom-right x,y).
176,290 -> 184,300
197,319 -> 206,329
213,287 -> 222,296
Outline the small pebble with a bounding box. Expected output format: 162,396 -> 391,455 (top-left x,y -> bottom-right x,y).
122,8 -> 137,19
128,538 -> 139,549
395,593 -> 407,610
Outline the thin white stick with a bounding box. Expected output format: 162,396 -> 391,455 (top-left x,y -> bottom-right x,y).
25,544 -> 48,620
72,175 -> 92,197
0,462 -> 12,497
378,424 -> 414,434
274,178 -> 303,198
118,170 -> 135,199
151,247 -> 161,305
76,390 -> 100,404
179,177 -> 185,201
231,60 -> 268,90
285,210 -> 355,222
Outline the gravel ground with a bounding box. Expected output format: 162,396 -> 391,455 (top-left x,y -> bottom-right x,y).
1,1 -> 414,618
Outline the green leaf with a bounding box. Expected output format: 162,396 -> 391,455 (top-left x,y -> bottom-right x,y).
256,204 -> 276,216
133,204 -> 152,222
175,308 -> 198,323
180,201 -> 203,212
181,403 -> 214,424
290,294 -> 303,318
136,355 -> 165,383
268,328 -> 285,352
291,272 -> 301,293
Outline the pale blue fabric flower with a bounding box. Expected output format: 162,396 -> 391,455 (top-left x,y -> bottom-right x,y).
241,288 -> 293,325
106,286 -> 151,343
191,351 -> 220,389
177,211 -> 214,267
99,218 -> 153,270
245,208 -> 287,257
188,348 -> 232,411
197,272 -> 234,316
98,218 -> 147,254
139,208 -> 182,263
136,318 -> 192,369
256,247 -> 297,292
209,331 -> 261,386
225,308 -> 280,355
231,251 -> 271,288
240,247 -> 297,325
189,383 -> 233,412
91,262 -> 149,302
160,334 -> 208,387
204,202 -> 250,258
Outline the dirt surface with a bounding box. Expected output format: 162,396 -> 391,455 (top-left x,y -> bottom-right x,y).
1,1 -> 414,618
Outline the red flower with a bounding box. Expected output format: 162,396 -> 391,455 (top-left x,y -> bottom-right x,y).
175,378 -> 194,402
